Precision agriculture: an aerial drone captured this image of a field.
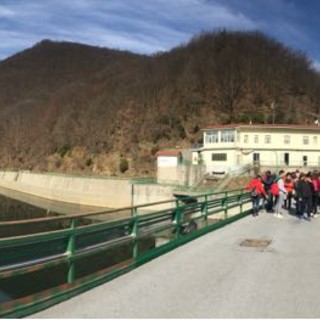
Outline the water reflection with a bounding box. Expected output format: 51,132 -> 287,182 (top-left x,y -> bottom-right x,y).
0,192 -> 60,221
0,187 -> 155,308
0,186 -> 112,305
0,186 -> 110,221
0,290 -> 11,304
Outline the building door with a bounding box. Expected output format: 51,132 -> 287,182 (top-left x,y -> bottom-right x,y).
284,153 -> 289,166
303,155 -> 308,167
253,153 -> 260,165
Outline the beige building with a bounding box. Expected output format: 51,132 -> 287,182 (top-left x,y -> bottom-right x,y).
197,124 -> 320,173
156,150 -> 204,185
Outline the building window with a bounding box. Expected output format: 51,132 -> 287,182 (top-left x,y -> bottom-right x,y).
284,135 -> 290,144
205,131 -> 218,143
244,135 -> 249,143
313,136 -> 318,145
265,135 -> 271,144
212,153 -> 227,161
303,155 -> 308,166
253,153 -> 260,164
284,153 -> 290,166
254,135 -> 259,144
221,130 -> 235,142
303,136 -> 309,145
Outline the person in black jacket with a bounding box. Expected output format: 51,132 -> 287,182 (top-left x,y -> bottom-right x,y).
295,172 -> 314,220
262,170 -> 274,213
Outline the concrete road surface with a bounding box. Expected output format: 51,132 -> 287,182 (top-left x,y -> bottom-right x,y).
33,211 -> 320,318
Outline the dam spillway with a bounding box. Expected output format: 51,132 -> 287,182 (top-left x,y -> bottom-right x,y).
0,171 -> 175,209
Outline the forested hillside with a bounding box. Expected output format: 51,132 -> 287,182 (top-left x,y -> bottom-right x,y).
0,30 -> 319,176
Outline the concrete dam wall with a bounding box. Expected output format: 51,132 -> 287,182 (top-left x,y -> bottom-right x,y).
0,171 -> 175,208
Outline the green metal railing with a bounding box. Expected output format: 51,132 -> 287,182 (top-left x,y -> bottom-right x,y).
0,189 -> 252,318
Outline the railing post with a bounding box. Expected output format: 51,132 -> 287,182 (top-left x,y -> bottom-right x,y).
203,195 -> 208,227
174,200 -> 181,239
224,191 -> 228,219
67,218 -> 76,283
239,189 -> 243,214
132,207 -> 139,261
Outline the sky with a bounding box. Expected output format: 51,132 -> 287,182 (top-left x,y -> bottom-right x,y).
0,0 -> 319,70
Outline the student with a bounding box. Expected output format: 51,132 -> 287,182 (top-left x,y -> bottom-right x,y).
284,172 -> 294,211
245,175 -> 266,217
311,171 -> 320,217
295,172 -> 313,220
274,170 -> 287,219
294,173 -> 304,218
270,174 -> 280,213
262,170 -> 274,212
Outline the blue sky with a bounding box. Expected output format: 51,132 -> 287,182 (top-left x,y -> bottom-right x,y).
0,0 -> 319,70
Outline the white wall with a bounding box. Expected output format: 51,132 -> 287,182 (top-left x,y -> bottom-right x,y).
202,150 -> 236,173
202,127 -> 320,171
0,171 -> 180,210
240,150 -> 320,167
0,171 -> 132,208
157,156 -> 178,167
133,184 -> 175,211
237,130 -> 320,151
157,165 -> 205,186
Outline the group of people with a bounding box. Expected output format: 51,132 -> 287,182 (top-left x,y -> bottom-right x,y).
245,169 -> 320,220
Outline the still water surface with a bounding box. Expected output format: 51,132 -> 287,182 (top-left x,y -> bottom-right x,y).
0,185 -> 109,221
0,187 -> 115,305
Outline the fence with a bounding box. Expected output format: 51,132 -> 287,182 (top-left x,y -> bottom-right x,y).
0,189 -> 252,318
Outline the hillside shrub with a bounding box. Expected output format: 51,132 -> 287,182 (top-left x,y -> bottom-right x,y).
85,158 -> 93,166
119,158 -> 129,173
59,143 -> 71,158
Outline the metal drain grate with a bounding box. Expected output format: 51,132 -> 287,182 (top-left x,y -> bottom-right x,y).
240,239 -> 271,248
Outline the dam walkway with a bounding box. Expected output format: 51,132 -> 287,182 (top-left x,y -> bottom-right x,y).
34,211 -> 320,318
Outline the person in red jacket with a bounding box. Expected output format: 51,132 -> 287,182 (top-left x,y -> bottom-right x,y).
245,175 -> 267,216
270,175 -> 280,212
284,172 -> 294,211
311,171 -> 320,217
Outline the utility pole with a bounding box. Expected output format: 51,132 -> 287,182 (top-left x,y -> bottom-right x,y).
271,101 -> 275,124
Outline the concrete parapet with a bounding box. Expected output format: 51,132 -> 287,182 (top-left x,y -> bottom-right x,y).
0,171 -> 19,181
157,164 -> 205,186
0,171 -> 132,208
0,171 -> 179,209
133,184 -> 175,211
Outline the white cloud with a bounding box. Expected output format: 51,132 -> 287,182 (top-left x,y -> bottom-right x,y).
312,60 -> 320,72
0,0 -> 258,59
46,0 -> 256,52
0,5 -> 15,17
0,30 -> 42,59
0,0 -> 319,67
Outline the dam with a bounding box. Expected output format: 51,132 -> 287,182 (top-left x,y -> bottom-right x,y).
0,170 -> 176,209
0,170 -> 252,317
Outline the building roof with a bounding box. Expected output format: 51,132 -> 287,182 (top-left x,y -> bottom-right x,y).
202,123 -> 320,131
156,150 -> 182,157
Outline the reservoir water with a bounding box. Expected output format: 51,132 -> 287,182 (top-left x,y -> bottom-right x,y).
0,187 -> 170,308
0,185 -> 109,221
0,186 -> 114,305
